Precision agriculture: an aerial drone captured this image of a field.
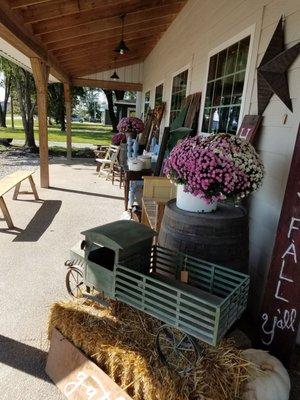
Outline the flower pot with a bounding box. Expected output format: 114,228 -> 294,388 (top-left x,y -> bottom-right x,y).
176,184 -> 217,213
126,131 -> 137,140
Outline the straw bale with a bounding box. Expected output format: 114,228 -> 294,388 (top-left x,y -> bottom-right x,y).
48,299 -> 253,400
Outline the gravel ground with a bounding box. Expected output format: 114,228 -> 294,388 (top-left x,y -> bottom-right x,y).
0,149 -> 40,179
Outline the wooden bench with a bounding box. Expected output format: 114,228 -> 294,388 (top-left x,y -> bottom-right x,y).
0,170 -> 39,229
141,176 -> 176,236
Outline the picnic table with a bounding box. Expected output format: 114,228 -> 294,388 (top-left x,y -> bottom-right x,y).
0,170 -> 39,229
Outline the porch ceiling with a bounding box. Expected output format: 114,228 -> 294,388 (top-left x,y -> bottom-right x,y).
1,0 -> 187,80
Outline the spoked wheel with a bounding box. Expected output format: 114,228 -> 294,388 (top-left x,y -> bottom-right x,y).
65,266 -> 85,298
156,324 -> 200,376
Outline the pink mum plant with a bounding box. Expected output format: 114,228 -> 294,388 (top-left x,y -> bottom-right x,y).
164,133 -> 264,203
117,117 -> 144,138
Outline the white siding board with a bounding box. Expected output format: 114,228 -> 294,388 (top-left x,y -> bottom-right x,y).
141,0 -> 300,327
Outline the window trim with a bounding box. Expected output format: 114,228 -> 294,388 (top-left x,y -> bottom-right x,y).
199,25 -> 255,136
168,63 -> 191,124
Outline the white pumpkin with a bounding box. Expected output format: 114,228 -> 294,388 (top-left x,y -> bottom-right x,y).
242,349 -> 290,400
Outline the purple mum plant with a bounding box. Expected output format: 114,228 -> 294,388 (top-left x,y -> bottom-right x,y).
117,117 -> 144,137
164,133 -> 264,203
112,133 -> 126,146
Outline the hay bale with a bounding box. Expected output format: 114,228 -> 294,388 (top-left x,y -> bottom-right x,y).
48,299 -> 253,400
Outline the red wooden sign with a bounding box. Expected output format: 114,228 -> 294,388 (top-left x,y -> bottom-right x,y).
237,115 -> 263,142
258,124 -> 300,366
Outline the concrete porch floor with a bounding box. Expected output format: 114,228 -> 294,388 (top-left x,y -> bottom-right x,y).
0,159 -> 124,399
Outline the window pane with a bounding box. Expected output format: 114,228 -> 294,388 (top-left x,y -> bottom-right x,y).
227,106 -> 240,134
216,49 -> 227,78
205,82 -> 214,107
170,69 -> 188,124
232,71 -> 245,104
212,79 -> 222,106
155,83 -> 163,104
219,107 -> 230,132
201,35 -> 250,134
202,108 -> 211,132
221,75 -> 234,105
208,55 -> 217,81
236,36 -> 250,71
225,43 -> 238,75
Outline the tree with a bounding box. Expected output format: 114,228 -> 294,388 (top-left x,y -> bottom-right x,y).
103,89 -> 118,132
48,83 -> 65,131
0,57 -> 13,127
13,66 -> 37,151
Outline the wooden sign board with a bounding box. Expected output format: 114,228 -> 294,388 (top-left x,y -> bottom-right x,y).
46,328 -> 132,400
237,115 -> 263,142
258,125 -> 300,366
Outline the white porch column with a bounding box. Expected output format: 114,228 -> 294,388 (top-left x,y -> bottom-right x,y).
135,91 -> 142,118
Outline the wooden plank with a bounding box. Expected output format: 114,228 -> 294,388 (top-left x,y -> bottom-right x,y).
258,124 -> 300,366
9,0 -> 51,9
0,196 -> 14,228
31,58 -> 50,188
39,3 -> 183,44
72,78 -> 142,92
0,1 -> 69,82
31,0 -> 184,34
63,82 -> 72,161
46,328 -> 133,400
46,16 -> 172,51
0,170 -> 37,196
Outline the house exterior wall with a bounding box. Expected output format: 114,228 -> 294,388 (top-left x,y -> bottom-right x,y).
82,63 -> 143,83
142,0 -> 300,326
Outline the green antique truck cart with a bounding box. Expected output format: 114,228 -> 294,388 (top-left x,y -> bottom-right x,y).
65,220 -> 249,374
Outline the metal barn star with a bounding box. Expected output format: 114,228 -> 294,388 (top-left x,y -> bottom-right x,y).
257,17 -> 300,115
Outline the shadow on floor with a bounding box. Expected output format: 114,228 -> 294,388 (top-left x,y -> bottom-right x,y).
49,186 -> 123,201
0,335 -> 50,382
13,200 -> 62,242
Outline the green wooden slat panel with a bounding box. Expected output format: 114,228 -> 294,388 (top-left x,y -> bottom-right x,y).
180,304 -> 215,324
144,290 -> 179,310
177,320 -> 214,343
143,303 -> 178,325
179,296 -> 217,315
144,298 -> 177,318
179,311 -> 215,331
115,281 -> 142,296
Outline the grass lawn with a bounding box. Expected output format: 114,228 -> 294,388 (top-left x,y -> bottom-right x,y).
0,117 -> 113,145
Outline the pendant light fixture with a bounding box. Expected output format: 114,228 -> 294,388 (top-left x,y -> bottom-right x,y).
114,14 -> 129,55
110,58 -> 120,80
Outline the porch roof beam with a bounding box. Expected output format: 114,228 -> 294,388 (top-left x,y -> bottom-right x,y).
72,78 -> 143,92
0,1 -> 69,82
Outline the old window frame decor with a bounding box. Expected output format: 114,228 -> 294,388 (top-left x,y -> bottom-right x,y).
155,82 -> 164,105
169,66 -> 190,124
200,27 -> 255,135
144,90 -> 151,118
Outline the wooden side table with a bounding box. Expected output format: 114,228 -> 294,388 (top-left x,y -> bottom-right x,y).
124,168 -> 152,210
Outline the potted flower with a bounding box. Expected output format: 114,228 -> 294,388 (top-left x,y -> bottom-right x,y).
111,132 -> 127,146
117,117 -> 145,160
164,133 -> 264,213
117,117 -> 144,139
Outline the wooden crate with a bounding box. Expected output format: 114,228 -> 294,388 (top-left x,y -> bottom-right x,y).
46,328 -> 132,400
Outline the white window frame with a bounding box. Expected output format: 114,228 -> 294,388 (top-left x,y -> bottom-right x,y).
167,63 -> 191,124
198,25 -> 256,136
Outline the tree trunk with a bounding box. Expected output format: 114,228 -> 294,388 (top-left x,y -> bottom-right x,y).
15,70 -> 37,152
59,101 -> 66,131
0,75 -> 11,127
104,89 -> 118,132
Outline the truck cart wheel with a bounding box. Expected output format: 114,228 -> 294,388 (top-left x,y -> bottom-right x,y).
156,324 -> 200,375
65,266 -> 85,298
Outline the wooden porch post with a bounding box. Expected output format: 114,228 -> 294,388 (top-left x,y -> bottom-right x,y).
63,82 -> 72,161
30,58 -> 50,188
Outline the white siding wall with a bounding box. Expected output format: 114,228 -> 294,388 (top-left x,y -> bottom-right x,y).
142,0 -> 300,319
82,63 -> 143,83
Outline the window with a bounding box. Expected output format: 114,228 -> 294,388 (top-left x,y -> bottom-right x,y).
144,90 -> 150,117
155,83 -> 164,104
169,69 -> 188,124
202,36 -> 250,134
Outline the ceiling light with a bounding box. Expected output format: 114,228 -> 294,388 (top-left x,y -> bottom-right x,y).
110,70 -> 120,80
114,14 -> 129,55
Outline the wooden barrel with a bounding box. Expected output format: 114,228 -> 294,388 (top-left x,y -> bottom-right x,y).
158,199 -> 249,273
